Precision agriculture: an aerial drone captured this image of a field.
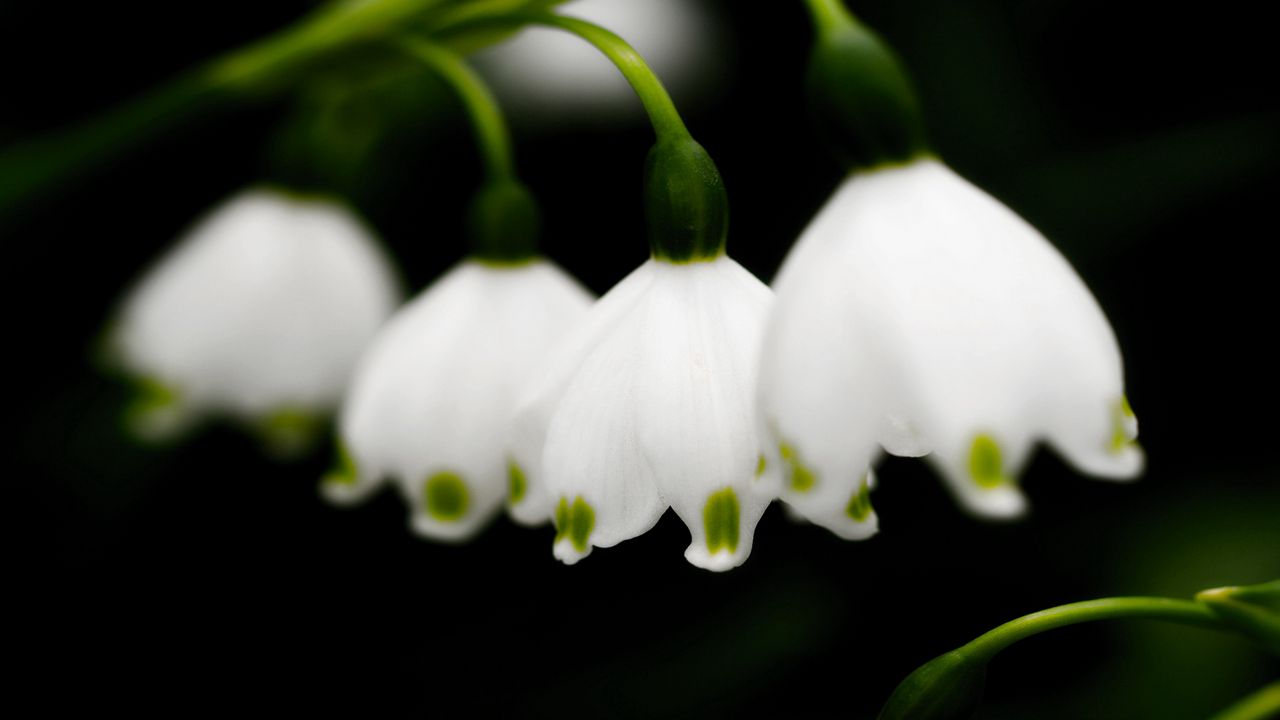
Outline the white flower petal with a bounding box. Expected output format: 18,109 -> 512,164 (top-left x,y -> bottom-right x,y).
758,183 -> 883,537
633,259 -> 774,571
113,187 -> 399,438
507,262 -> 657,526
330,260 -> 592,542
535,257 -> 777,569
761,158 -> 1139,524
542,275 -> 668,562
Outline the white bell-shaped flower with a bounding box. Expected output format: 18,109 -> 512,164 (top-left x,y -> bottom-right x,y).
110,187 -> 400,451
759,158 -> 1143,528
510,256 -> 774,571
324,259 -> 593,541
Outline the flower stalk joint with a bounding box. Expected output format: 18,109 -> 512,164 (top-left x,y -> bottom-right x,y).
468,179 -> 540,264
804,0 -> 929,169
643,137 -> 728,262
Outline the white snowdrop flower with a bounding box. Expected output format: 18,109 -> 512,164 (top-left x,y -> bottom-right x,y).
472,0 -> 720,119
759,158 -> 1143,528
110,187 -> 400,453
323,259 -> 593,542
510,256 -> 775,571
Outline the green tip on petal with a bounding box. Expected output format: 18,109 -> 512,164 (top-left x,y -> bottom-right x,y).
845,473 -> 874,522
968,434 -> 1008,490
323,439 -> 360,487
424,472 -> 469,521
703,488 -> 741,555
257,407 -> 324,456
507,458 -> 527,505
755,454 -> 767,477
124,376 -> 184,438
779,442 -> 818,492
128,376 -> 180,414
1109,395 -> 1139,454
554,496 -> 595,554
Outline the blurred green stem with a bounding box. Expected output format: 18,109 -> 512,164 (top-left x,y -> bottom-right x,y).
960,597 -> 1220,663
448,12 -> 692,142
395,39 -> 514,181
1210,682 -> 1280,720
0,0 -> 452,222
802,0 -> 854,39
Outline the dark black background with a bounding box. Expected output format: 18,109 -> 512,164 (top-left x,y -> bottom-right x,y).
3,1 -> 1278,717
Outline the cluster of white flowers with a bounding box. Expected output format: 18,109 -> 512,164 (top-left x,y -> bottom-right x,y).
112,164 -> 1140,572
108,1 -> 1142,572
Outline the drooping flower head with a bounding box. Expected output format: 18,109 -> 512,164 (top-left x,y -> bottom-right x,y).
324,249 -> 592,540
510,138 -> 775,571
758,0 -> 1142,530
109,187 -> 400,453
319,43 -> 598,540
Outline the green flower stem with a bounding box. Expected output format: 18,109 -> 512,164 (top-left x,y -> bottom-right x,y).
1210,682 -> 1280,720
448,12 -> 691,142
958,597 -> 1221,664
802,0 -> 854,39
0,0 -> 521,223
395,38 -> 515,181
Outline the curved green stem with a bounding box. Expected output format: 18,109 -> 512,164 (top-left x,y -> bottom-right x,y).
802,0 -> 854,39
1211,682 -> 1280,720
448,11 -> 691,141
395,38 -> 514,181
960,597 -> 1221,663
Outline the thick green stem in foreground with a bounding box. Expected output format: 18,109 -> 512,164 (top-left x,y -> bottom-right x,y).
396,38 -> 514,181
880,597 -> 1229,720
803,0 -> 853,38
958,597 -> 1220,662
1211,682 -> 1280,720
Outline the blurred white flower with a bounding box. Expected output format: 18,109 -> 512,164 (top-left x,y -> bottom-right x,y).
473,0 -> 721,120
510,256 -> 774,571
110,187 -> 399,453
758,158 -> 1142,528
324,259 -> 593,542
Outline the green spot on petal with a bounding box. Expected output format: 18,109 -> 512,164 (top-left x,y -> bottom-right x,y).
845,474 -> 874,522
1110,395 -> 1138,454
553,496 -> 595,553
703,487 -> 741,554
755,454 -> 767,477
129,376 -> 180,413
507,459 -> 527,504
323,439 -> 359,487
258,408 -> 323,454
968,434 -> 1008,490
424,472 -> 469,521
779,442 -> 817,492
568,497 -> 594,553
